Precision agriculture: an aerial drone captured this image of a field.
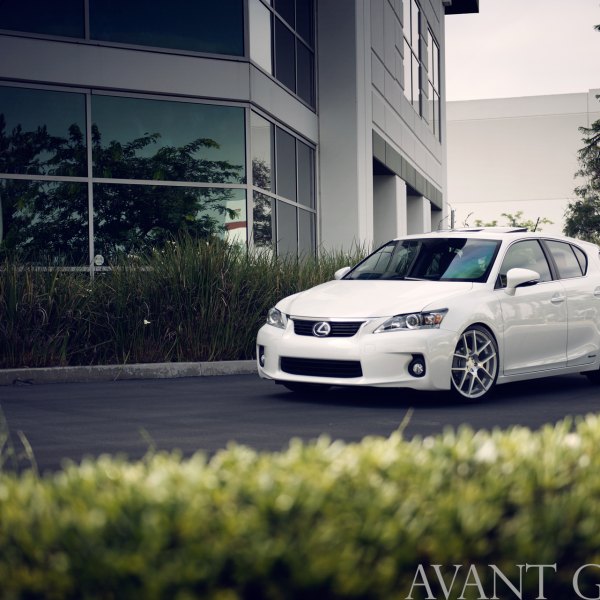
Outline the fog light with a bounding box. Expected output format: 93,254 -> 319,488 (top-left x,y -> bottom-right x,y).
258,345 -> 266,367
408,355 -> 426,378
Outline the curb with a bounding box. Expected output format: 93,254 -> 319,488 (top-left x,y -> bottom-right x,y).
0,360 -> 258,386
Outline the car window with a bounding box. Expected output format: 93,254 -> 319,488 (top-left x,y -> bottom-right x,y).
545,240 -> 584,278
497,240 -> 552,288
346,238 -> 500,282
572,246 -> 587,274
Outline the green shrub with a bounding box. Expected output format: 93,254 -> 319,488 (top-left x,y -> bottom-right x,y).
0,238 -> 366,368
2,418 -> 600,598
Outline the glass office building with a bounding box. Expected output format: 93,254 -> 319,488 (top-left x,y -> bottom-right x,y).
0,0 -> 476,268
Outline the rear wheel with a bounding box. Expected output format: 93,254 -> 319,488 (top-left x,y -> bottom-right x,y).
280,382 -> 331,393
451,325 -> 499,400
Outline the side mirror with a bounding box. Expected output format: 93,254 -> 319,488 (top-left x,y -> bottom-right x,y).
334,266 -> 352,280
505,268 -> 540,295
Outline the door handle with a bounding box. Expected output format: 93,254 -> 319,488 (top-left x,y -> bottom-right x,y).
594,287 -> 600,299
551,294 -> 565,304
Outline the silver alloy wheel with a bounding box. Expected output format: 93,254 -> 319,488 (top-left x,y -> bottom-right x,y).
451,326 -> 499,399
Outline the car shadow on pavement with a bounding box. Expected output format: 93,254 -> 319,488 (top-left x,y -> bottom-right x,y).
269,373 -> 593,410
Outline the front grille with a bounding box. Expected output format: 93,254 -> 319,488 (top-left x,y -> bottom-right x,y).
281,357 -> 363,378
292,319 -> 365,337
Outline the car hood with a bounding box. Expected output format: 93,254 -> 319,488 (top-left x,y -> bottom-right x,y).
279,280 -> 474,318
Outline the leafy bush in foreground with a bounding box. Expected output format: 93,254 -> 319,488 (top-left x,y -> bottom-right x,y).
0,239 -> 366,368
2,417 -> 600,598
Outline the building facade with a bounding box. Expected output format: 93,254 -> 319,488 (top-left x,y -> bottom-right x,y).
447,89 -> 600,235
0,0 -> 476,268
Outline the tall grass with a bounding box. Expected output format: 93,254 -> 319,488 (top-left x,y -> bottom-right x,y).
0,238 -> 367,368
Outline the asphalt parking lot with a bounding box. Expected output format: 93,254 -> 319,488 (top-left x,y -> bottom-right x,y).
1,372 -> 598,472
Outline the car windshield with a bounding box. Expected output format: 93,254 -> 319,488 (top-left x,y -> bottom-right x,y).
345,238 -> 500,282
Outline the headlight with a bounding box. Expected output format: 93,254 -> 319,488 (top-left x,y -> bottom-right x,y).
266,307 -> 288,329
374,309 -> 447,333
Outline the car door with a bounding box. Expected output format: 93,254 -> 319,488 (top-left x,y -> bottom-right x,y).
496,239 -> 568,375
543,240 -> 600,367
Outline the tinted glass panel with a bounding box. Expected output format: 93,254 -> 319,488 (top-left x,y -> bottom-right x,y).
297,141 -> 314,208
499,240 -> 552,286
92,96 -> 245,183
403,40 -> 412,101
296,42 -> 314,106
298,209 -> 315,256
251,112 -> 274,192
275,128 -> 296,201
0,179 -> 88,264
347,238 -> 500,282
274,20 -> 296,92
572,245 -> 588,275
90,0 -> 244,55
1,0 -> 84,38
546,240 -> 584,278
296,0 -> 314,46
249,0 -> 273,74
277,201 -> 297,257
0,86 -> 87,176
94,184 -> 246,260
253,192 -> 273,249
274,0 -> 295,27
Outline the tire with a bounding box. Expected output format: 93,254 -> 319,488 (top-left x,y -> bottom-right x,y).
280,382 -> 331,393
451,325 -> 499,400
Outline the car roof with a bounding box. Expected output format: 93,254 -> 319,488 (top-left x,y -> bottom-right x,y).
394,228 -> 599,251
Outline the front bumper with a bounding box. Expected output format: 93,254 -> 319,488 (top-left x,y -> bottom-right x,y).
256,318 -> 457,391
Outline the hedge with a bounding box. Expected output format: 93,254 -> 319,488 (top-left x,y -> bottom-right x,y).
0,238 -> 366,369
2,417 -> 600,599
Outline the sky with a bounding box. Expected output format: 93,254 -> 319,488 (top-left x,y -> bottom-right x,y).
444,0 -> 600,100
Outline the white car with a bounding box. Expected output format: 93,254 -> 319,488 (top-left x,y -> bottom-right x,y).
256,228 -> 600,400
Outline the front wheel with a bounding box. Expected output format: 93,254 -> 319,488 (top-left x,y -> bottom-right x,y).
451,325 -> 499,400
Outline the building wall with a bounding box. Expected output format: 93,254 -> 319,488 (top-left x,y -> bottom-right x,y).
447,90 -> 600,235
318,0 -> 451,251
0,0 -> 461,266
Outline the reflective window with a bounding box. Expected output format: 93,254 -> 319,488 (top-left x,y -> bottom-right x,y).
403,0 -> 420,111
572,245 -> 588,275
427,30 -> 441,141
251,114 -> 316,257
297,141 -> 314,208
0,86 -> 87,177
275,20 -> 296,92
275,128 -> 297,201
251,112 -> 274,192
249,0 -> 273,74
296,42 -> 315,106
277,201 -> 297,257
546,240 -> 585,279
0,179 -> 88,264
94,184 -> 246,260
347,239 -> 500,282
253,0 -> 315,108
298,210 -> 315,256
274,0 -> 295,27
90,0 -> 244,56
253,192 -> 274,249
92,96 -> 245,183
296,0 -> 314,46
1,0 -> 84,38
498,240 -> 552,287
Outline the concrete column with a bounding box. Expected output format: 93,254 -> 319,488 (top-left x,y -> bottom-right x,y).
373,175 -> 407,246
407,195 -> 432,234
318,0 -> 372,251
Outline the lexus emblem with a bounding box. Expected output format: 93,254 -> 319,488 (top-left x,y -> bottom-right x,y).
313,321 -> 331,337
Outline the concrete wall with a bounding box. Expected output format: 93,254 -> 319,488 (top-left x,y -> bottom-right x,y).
447,90 -> 600,235
370,0 -> 445,197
